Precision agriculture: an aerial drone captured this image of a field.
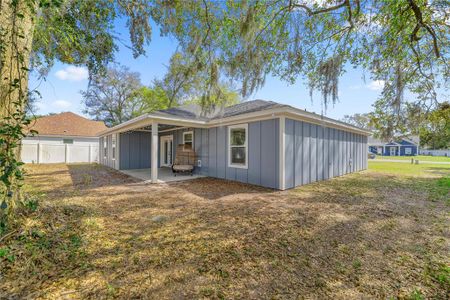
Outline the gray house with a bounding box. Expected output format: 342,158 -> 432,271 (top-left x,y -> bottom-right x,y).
99,100 -> 369,190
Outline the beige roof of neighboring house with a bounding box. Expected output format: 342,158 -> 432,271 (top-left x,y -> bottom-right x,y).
28,112 -> 107,137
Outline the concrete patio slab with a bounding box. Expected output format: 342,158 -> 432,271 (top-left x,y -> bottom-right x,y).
120,167 -> 205,183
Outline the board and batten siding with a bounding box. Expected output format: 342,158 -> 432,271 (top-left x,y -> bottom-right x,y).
119,131 -> 151,170
284,118 -> 367,189
100,117 -> 366,190
208,119 -> 280,189
100,119 -> 280,188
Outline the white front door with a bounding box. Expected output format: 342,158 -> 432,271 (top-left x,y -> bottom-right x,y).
160,135 -> 173,167
390,146 -> 396,156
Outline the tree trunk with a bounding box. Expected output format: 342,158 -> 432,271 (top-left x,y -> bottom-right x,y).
0,0 -> 38,119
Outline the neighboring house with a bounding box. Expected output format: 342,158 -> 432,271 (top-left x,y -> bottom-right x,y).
368,136 -> 419,156
22,112 -> 107,163
99,100 -> 370,190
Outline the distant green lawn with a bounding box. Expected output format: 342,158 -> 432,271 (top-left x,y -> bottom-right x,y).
368,161 -> 450,176
374,155 -> 450,162
368,161 -> 450,204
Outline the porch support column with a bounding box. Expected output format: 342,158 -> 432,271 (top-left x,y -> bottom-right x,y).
151,121 -> 158,183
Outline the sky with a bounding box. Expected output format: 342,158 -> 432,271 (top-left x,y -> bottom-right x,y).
29,20 -> 388,121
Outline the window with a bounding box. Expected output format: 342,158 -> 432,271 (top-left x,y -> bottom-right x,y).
63,139 -> 73,144
183,131 -> 194,148
103,138 -> 107,158
405,147 -> 412,155
228,124 -> 248,169
112,134 -> 116,160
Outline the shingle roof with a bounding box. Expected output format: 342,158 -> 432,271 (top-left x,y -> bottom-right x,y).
153,100 -> 287,121
28,112 -> 107,137
368,135 -> 420,146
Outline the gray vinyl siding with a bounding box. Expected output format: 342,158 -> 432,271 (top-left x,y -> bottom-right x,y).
99,116 -> 366,190
310,124 -> 317,183
99,134 -> 116,169
284,118 -> 368,189
302,122 -> 310,185
119,131 -> 151,170
208,128 -> 217,178
294,121 -> 302,186
261,119 -> 280,188
209,119 -> 279,189
216,126 -> 227,179
248,122 -> 262,186
100,119 -> 280,189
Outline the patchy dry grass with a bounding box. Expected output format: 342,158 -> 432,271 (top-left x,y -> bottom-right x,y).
0,163 -> 449,299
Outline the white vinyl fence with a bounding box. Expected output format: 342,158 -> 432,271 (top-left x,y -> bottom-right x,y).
419,149 -> 450,157
21,143 -> 99,164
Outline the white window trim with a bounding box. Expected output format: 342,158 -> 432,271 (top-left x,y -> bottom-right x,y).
405,147 -> 412,155
112,134 -> 116,160
228,123 -> 248,169
183,131 -> 194,146
103,138 -> 107,159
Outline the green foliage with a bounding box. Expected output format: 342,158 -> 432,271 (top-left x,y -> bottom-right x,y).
153,52 -> 203,107
185,82 -> 241,110
0,247 -> 15,263
151,0 -> 449,131
341,113 -> 373,130
23,197 -> 39,212
419,102 -> 450,149
131,86 -> 171,118
408,289 -> 425,300
32,0 -> 152,74
82,64 -> 145,126
82,64 -> 179,126
0,102 -> 35,232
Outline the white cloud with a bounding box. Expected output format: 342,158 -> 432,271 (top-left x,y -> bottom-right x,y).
53,100 -> 72,109
36,102 -> 47,110
349,85 -> 362,90
366,80 -> 385,91
55,66 -> 88,81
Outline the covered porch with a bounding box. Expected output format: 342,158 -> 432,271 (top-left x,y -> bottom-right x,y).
99,113 -> 208,184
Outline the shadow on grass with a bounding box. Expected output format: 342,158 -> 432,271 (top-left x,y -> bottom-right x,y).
3,164 -> 449,299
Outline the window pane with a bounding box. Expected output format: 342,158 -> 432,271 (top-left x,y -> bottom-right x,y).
184,133 -> 192,142
63,139 -> 73,144
231,147 -> 246,164
230,128 -> 246,146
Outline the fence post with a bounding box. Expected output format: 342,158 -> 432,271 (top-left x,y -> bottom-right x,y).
37,143 -> 40,164
89,144 -> 92,163
65,144 -> 69,163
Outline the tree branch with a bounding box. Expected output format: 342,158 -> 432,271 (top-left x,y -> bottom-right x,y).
408,0 -> 440,58
290,1 -> 347,16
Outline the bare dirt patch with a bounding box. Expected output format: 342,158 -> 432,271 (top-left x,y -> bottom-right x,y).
1,163 -> 448,299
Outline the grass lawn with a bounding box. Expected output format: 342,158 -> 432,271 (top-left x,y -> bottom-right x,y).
1,163 -> 449,299
374,155 -> 450,162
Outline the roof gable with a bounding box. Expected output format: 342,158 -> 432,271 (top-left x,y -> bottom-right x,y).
398,139 -> 417,146
29,112 -> 107,137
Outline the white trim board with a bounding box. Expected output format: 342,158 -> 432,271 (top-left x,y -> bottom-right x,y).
279,116 -> 286,190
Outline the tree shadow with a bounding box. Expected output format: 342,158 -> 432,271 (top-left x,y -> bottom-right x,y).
166,177 -> 274,201
6,164 -> 448,299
